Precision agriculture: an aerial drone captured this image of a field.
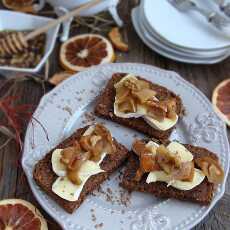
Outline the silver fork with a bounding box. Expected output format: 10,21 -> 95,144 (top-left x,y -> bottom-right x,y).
213,0 -> 230,17
169,0 -> 230,31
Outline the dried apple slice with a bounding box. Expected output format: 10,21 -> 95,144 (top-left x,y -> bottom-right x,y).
0,199 -> 48,230
212,78 -> 230,127
108,27 -> 129,52
60,34 -> 115,72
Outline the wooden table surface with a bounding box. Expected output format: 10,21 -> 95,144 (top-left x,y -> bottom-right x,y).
0,1 -> 229,229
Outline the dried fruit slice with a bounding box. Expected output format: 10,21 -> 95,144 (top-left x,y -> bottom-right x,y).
49,71 -> 72,86
108,27 -> 129,52
212,79 -> 230,126
60,34 -> 115,72
0,199 -> 48,230
2,0 -> 35,13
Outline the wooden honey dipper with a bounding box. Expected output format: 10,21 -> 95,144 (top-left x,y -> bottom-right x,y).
0,0 -> 102,56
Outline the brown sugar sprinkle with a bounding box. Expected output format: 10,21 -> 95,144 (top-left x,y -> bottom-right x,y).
84,112 -> 96,122
62,106 -> 73,116
91,213 -> 97,222
95,184 -> 131,207
107,188 -> 112,194
95,223 -> 104,229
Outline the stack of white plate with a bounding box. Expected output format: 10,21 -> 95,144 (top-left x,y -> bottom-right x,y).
132,0 -> 230,64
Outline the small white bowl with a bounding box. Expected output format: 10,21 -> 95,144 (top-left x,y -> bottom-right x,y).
0,10 -> 60,73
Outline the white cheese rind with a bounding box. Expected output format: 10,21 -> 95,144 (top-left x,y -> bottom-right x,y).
144,115 -> 178,131
51,149 -> 67,177
146,169 -> 205,191
167,142 -> 193,162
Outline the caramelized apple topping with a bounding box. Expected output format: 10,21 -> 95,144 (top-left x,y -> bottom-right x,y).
132,139 -> 149,156
146,100 -> 168,121
166,98 -> 177,120
140,153 -> 161,172
115,76 -> 178,120
67,170 -> 82,185
195,156 -> 224,184
118,97 -> 137,113
60,124 -> 116,185
132,88 -> 157,104
133,140 -> 158,181
133,140 -> 195,182
133,140 -> 224,185
170,161 -> 195,182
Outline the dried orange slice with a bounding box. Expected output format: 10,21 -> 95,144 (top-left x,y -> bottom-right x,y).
49,71 -> 72,86
0,199 -> 48,230
2,0 -> 35,13
60,34 -> 115,73
108,27 -> 129,52
212,78 -> 230,126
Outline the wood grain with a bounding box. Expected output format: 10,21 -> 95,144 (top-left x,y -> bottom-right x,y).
0,1 -> 229,229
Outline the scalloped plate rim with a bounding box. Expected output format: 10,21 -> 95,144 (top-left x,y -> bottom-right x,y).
22,63 -> 229,230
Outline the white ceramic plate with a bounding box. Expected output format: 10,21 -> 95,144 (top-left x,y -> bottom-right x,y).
132,7 -> 230,64
143,0 -> 230,51
137,6 -> 229,59
22,63 -> 229,230
0,10 -> 60,73
139,3 -> 230,57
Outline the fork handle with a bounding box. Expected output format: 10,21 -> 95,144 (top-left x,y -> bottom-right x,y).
213,0 -> 225,6
188,2 -> 211,18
